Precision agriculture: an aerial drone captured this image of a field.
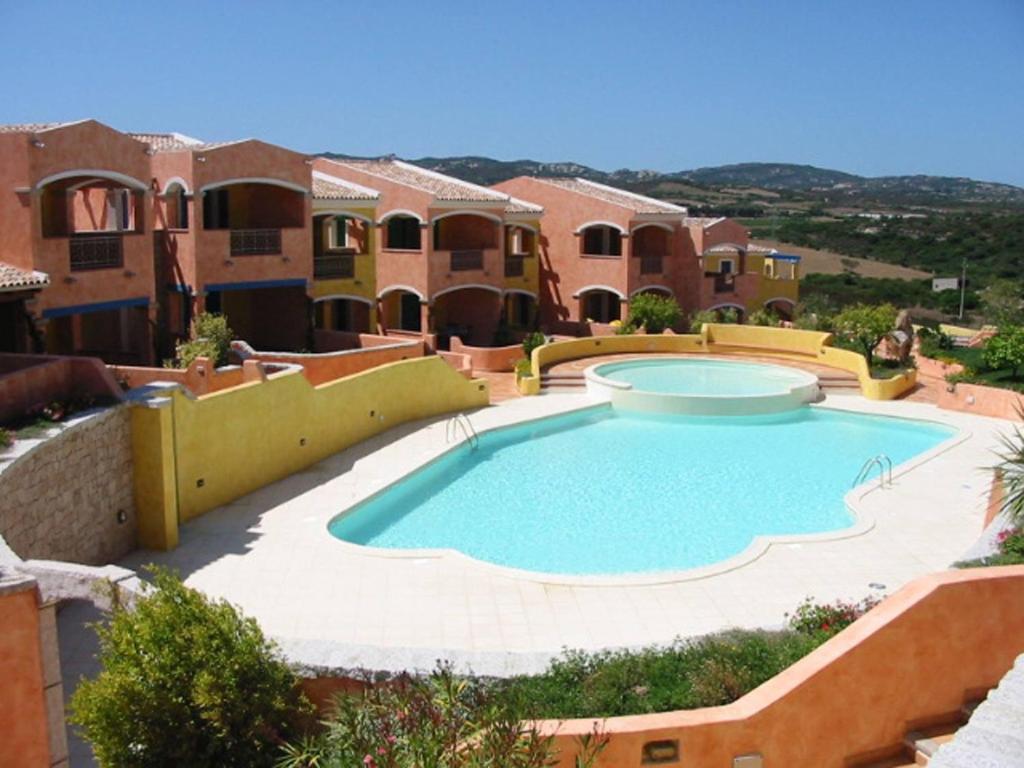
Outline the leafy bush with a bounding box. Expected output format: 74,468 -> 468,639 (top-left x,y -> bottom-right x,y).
521,331 -> 546,360
786,595 -> 882,638
71,567 -> 309,768
832,303 -> 898,363
980,279 -> 1024,327
689,307 -> 738,332
956,527 -> 1024,568
0,427 -> 11,450
748,307 -> 780,327
626,294 -> 681,334
168,312 -> 234,369
277,664 -> 600,768
499,628 -> 827,719
514,358 -> 532,380
613,321 -> 637,335
984,325 -> 1024,378
918,328 -> 955,359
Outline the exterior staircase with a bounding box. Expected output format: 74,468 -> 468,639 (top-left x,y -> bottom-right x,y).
853,701 -> 981,767
539,371 -> 586,393
818,371 -> 861,394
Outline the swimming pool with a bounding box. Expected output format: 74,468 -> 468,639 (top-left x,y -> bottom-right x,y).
328,406 -> 955,576
586,358 -> 820,415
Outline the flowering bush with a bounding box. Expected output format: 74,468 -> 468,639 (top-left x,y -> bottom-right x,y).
786,595 -> 882,638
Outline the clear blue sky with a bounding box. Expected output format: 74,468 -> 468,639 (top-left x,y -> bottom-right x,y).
2,1 -> 1022,185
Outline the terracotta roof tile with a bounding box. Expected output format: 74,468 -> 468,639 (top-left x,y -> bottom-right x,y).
128,132 -> 205,152
311,171 -> 380,201
538,177 -> 686,215
0,262 -> 49,291
331,159 -> 509,203
504,196 -> 543,215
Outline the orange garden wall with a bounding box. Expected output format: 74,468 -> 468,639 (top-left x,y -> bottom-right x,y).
449,336 -> 522,372
938,381 -> 1024,421
0,578 -> 53,768
0,352 -> 124,422
240,338 -> 424,387
541,566 -> 1024,768
111,357 -> 262,396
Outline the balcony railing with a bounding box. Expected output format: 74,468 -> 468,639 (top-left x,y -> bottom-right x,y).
69,232 -> 124,271
314,252 -> 355,279
639,254 -> 664,274
504,256 -> 525,277
710,272 -> 736,294
230,228 -> 281,256
450,249 -> 483,272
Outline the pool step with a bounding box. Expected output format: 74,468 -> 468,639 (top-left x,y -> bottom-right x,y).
818,373 -> 861,391
540,372 -> 586,392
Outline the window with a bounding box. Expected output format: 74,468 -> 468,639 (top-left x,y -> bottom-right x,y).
510,294 -> 532,326
167,186 -> 189,230
331,217 -> 349,249
582,226 -> 622,257
719,259 -> 734,275
202,189 -> 230,229
399,292 -> 421,331
106,190 -> 131,231
584,292 -> 621,323
386,216 -> 421,250
510,227 -> 535,256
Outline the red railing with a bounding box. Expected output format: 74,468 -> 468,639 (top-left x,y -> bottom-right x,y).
69,233 -> 123,271
230,228 -> 281,256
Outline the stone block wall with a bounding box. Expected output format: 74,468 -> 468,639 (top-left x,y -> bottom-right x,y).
0,406 -> 137,565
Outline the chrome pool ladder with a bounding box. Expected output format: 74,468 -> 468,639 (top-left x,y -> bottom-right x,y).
446,413 -> 479,450
851,454 -> 893,489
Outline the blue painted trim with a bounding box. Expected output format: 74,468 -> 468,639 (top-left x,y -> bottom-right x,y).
42,296 -> 149,319
770,254 -> 802,263
204,278 -> 308,293
167,283 -> 193,294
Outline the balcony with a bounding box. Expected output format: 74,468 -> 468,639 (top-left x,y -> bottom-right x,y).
504,256 -> 525,277
639,254 -> 664,275
69,233 -> 124,271
230,228 -> 281,256
450,249 -> 484,272
708,272 -> 736,294
314,251 -> 355,279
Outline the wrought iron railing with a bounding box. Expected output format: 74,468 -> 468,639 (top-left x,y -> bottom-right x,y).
639,254 -> 663,274
230,228 -> 281,256
504,256 -> 525,277
69,233 -> 124,271
314,252 -> 355,279
450,249 -> 483,271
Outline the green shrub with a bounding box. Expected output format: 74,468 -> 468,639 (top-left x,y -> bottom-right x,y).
748,307 -> 780,327
786,595 -> 882,638
614,321 -> 637,335
832,303 -> 899,363
918,329 -> 955,359
168,312 -> 234,369
984,325 -> 1024,378
521,331 -> 546,360
0,427 -> 12,450
71,567 -> 309,768
277,664 -> 580,768
688,308 -> 738,332
956,527 -> 1024,568
626,294 -> 681,334
514,358 -> 532,380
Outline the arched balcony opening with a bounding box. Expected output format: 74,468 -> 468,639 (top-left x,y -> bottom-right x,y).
432,285 -> 503,348
313,213 -> 371,279
201,181 -> 305,256
382,213 -> 423,251
314,296 -> 372,333
632,225 -> 671,274
432,213 -> 500,272
163,181 -> 190,231
380,288 -> 423,333
580,288 -> 623,324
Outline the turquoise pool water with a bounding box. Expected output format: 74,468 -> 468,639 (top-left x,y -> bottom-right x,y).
328,406 -> 954,575
596,358 -> 812,396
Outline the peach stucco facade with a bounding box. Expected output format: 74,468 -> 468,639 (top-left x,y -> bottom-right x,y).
0,120 -> 157,362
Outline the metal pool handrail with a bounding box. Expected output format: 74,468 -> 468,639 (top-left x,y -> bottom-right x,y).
446,413 -> 479,450
851,454 -> 893,489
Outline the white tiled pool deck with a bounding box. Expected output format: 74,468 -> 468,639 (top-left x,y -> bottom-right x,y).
121,392 -> 1013,677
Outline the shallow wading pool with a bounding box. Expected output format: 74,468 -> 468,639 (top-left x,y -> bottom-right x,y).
328,406 -> 954,576
586,358 -> 821,415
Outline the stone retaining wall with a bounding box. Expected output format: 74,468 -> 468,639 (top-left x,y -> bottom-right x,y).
0,406 -> 137,565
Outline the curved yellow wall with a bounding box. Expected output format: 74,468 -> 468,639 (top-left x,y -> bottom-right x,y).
521,325 -> 916,401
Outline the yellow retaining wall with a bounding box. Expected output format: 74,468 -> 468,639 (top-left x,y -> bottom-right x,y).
133,356 -> 489,544
521,324 -> 916,400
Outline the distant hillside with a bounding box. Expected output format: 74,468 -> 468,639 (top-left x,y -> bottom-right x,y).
318,153 -> 1024,208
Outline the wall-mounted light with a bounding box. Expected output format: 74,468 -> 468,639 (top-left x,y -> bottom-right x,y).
116,509 -> 128,524
30,138 -> 45,148
144,148 -> 156,156
123,269 -> 136,278
196,156 -> 207,163
304,158 -> 314,165
224,258 -> 234,266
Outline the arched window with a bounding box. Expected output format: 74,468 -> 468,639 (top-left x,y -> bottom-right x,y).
166,183 -> 189,230
581,225 -> 622,257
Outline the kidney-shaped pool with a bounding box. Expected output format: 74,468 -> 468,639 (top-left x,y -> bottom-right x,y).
328,406 -> 955,576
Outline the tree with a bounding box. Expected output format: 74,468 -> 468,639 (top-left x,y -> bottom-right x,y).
626,293 -> 682,334
980,279 -> 1024,327
689,308 -> 738,333
748,307 -> 780,327
71,568 -> 309,768
832,303 -> 898,363
984,325 -> 1024,378
167,312 -> 234,369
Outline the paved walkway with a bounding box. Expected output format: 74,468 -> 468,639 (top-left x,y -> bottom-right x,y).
121,389 -> 1013,677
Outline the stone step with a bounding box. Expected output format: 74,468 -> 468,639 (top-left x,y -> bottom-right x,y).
905,723 -> 962,763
